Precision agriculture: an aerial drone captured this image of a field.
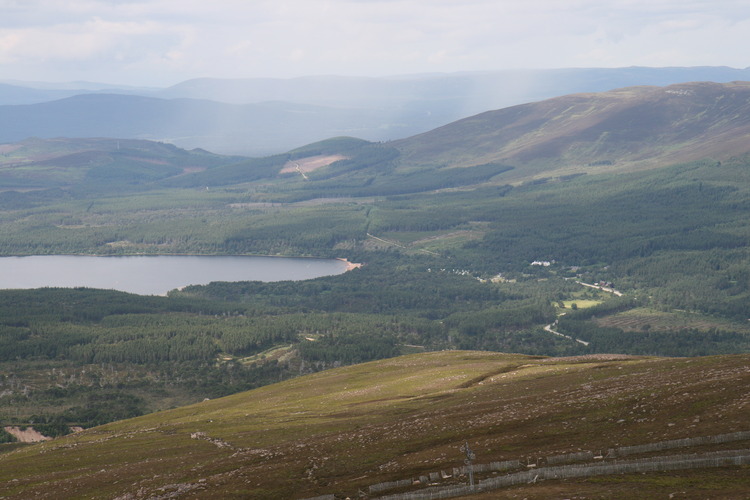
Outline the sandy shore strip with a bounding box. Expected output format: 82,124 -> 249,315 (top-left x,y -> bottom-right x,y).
337,258 -> 363,271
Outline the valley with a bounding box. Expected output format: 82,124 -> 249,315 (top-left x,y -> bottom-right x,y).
0,80 -> 749,497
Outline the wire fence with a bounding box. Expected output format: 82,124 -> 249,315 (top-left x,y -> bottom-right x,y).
606,430 -> 750,458
302,431 -> 750,500
546,450 -> 595,465
452,459 -> 520,476
374,450 -> 750,500
369,479 -> 415,494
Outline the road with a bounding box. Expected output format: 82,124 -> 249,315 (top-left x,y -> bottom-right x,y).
542,281 -> 624,346
543,319 -> 590,346
576,281 -> 623,296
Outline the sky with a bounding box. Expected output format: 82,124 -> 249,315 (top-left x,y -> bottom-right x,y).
1,0 -> 749,87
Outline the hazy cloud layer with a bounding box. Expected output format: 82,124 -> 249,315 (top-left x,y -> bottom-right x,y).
1,0 -> 749,85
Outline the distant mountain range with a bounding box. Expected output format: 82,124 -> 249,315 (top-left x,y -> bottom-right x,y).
3,81 -> 750,196
2,67 -> 750,156
0,94 -> 408,157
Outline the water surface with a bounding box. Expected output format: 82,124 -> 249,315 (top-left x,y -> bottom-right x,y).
0,255 -> 348,295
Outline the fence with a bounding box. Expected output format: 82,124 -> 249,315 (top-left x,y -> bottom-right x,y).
369,479 -> 414,494
452,459 -> 519,476
546,450 -> 595,465
368,460 -> 520,496
375,450 -> 750,500
479,450 -> 750,491
607,430 -> 750,458
304,431 -> 750,500
375,484 -> 476,500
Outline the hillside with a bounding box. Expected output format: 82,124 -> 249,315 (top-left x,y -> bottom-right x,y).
1,351 -> 748,499
4,82 -> 750,194
393,81 -> 750,182
156,80 -> 750,195
0,137 -> 238,192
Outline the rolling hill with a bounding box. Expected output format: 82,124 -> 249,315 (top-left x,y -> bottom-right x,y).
148,80 -> 750,195
5,82 -> 750,196
167,80 -> 750,204
0,137 -> 239,192
1,351 -> 748,499
393,81 -> 750,183
133,81 -> 750,205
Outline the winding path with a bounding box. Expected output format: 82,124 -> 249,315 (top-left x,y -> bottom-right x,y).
544,319 -> 590,346
294,162 -> 309,180
542,281 -> 624,346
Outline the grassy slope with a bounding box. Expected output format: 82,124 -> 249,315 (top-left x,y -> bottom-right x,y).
0,137 -> 237,190
1,351 -> 747,499
393,82 -> 750,183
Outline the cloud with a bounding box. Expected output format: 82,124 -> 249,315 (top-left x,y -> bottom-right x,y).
0,0 -> 748,85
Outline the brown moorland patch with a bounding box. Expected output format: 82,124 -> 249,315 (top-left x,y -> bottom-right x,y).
0,351 -> 747,499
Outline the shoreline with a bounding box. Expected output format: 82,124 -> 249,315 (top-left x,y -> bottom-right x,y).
0,255 -> 363,296
337,258 -> 363,271
0,252 -> 364,270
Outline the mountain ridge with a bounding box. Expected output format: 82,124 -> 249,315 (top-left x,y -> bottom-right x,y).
4,81 -> 750,198
393,81 -> 750,182
0,94 -> 405,156
5,67 -> 750,156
